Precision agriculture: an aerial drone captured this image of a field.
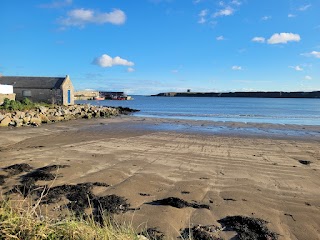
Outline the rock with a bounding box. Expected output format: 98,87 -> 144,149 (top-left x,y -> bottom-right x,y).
0,104 -> 130,127
30,117 -> 42,125
8,121 -> 16,127
39,114 -> 50,123
47,109 -> 56,115
23,116 -> 31,124
48,116 -> 64,122
83,113 -> 92,119
38,106 -> 48,113
14,119 -> 23,127
0,116 -> 11,127
15,111 -> 25,119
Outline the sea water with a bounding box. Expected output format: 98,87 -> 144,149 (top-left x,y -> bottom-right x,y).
77,96 -> 320,126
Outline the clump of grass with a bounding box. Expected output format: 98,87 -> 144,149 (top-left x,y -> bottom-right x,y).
0,98 -> 50,111
0,198 -> 138,240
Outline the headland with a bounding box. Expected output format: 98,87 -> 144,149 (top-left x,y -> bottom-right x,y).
152,91 -> 320,98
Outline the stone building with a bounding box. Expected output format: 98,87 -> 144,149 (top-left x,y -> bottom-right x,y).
0,75 -> 74,105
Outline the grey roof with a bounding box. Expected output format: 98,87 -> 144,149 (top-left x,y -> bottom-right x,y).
0,76 -> 66,89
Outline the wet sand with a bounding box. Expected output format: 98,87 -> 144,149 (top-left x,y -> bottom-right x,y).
0,116 -> 319,239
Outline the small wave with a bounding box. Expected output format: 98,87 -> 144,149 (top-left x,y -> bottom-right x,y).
138,111 -> 318,120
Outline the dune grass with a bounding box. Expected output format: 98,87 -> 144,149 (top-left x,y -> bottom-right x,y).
0,198 -> 139,240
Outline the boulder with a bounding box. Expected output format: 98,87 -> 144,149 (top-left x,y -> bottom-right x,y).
0,104 -> 125,127
0,116 -> 12,127
38,106 -> 48,113
14,119 -> 23,127
30,117 -> 42,125
39,114 -> 50,123
48,116 -> 64,122
15,111 -> 25,119
83,113 -> 92,119
23,116 -> 31,124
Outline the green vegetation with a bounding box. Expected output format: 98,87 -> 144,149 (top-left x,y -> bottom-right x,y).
0,98 -> 49,111
0,198 -> 138,240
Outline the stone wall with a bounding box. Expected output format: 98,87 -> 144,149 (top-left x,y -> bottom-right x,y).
12,88 -> 63,104
61,75 -> 74,106
0,94 -> 16,105
0,104 -> 120,127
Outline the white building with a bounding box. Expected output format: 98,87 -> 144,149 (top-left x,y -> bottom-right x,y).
0,84 -> 13,94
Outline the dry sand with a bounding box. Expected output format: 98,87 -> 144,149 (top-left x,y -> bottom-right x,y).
0,116 -> 319,239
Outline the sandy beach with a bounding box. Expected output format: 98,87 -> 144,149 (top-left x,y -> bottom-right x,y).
0,116 -> 319,239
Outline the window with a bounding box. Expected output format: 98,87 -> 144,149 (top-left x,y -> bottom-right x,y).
22,90 -> 32,97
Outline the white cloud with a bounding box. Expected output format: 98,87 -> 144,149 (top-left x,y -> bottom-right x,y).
289,65 -> 303,71
193,0 -> 202,4
198,9 -> 208,24
216,35 -> 225,41
199,9 -> 208,17
288,14 -> 296,18
39,0 -> 72,8
267,33 -> 300,44
232,65 -> 242,70
305,75 -> 312,80
310,51 -> 320,58
213,7 -> 234,17
127,67 -> 135,72
301,51 -> 320,58
252,37 -> 265,43
261,16 -> 271,21
93,54 -> 134,68
198,18 -> 206,24
298,4 -> 311,11
231,0 -> 241,6
171,69 -> 179,73
59,8 -> 126,27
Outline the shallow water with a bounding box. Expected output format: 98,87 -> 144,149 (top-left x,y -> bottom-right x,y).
77,96 -> 320,126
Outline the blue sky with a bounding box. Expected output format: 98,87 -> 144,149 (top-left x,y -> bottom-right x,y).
0,0 -> 319,94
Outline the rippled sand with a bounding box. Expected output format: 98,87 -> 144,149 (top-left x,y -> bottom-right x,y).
0,116 -> 319,239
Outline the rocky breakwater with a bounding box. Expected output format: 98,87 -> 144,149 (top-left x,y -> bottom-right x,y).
0,105 -> 127,127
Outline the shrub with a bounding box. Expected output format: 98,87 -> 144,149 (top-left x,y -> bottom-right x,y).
0,98 -> 41,111
22,97 -> 32,106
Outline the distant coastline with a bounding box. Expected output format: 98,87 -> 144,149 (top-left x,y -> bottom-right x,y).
152,91 -> 320,98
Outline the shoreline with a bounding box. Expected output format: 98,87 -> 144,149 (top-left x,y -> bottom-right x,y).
3,114 -> 320,140
0,116 -> 319,239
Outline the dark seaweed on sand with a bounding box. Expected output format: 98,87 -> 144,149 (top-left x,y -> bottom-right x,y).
40,182 -> 110,212
2,163 -> 33,176
7,165 -> 70,197
92,194 -> 130,225
22,170 -> 56,183
42,183 -> 96,214
93,195 -> 130,214
37,182 -> 130,224
298,160 -> 312,165
218,215 -> 278,240
180,225 -> 223,240
139,228 -> 165,240
0,175 -> 6,185
148,197 -> 210,209
19,165 -> 70,190
4,163 -> 131,225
